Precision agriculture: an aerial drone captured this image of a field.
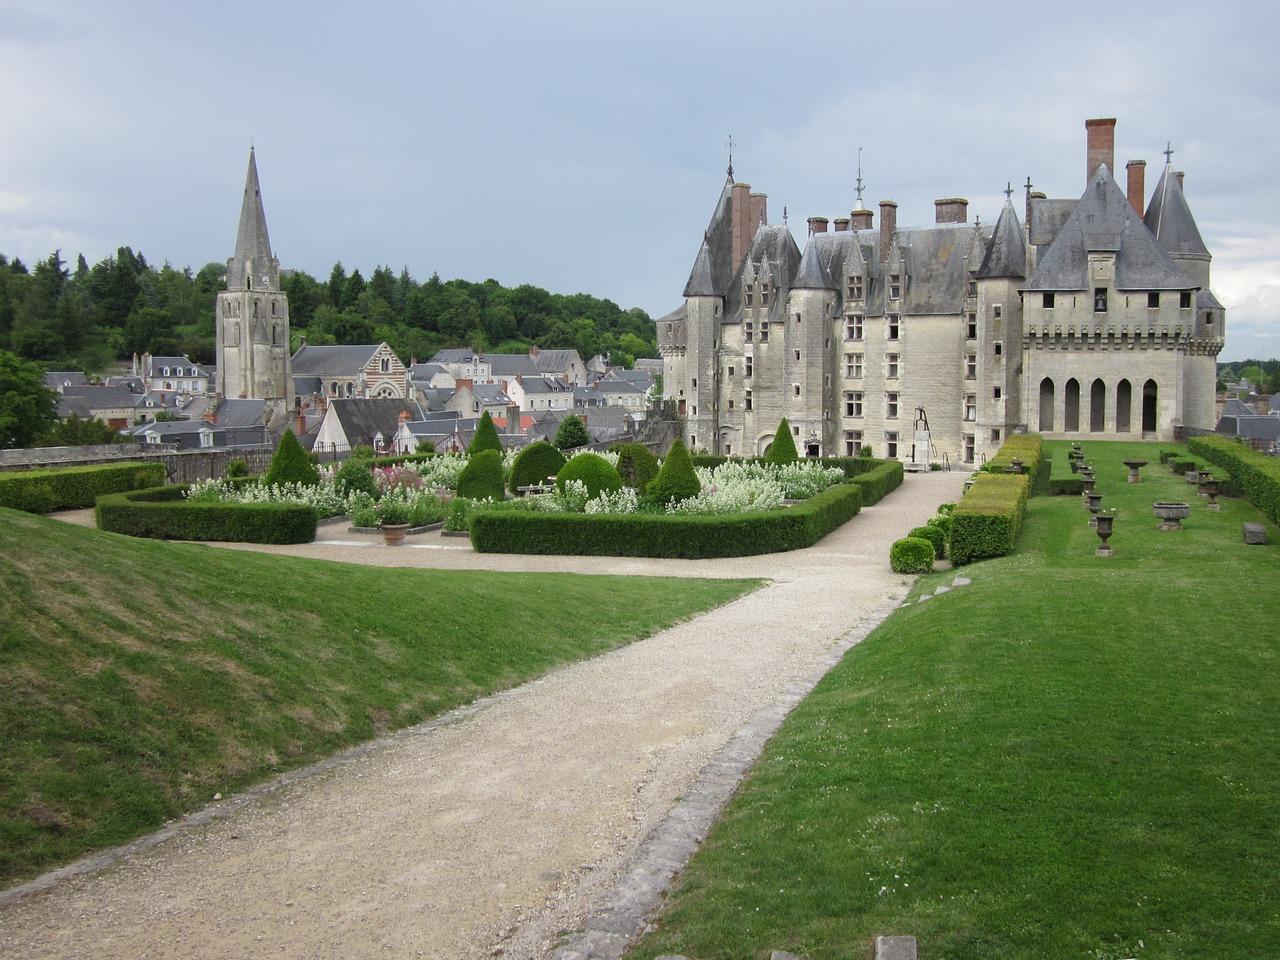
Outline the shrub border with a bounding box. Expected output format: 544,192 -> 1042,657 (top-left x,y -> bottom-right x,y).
0,461 -> 167,513
1187,435 -> 1280,525
95,485 -> 317,544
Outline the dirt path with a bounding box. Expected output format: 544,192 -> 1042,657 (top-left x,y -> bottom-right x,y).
9,472 -> 966,959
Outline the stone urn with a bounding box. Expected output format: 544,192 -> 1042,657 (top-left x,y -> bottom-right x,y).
380,523 -> 410,545
1123,458 -> 1148,484
1087,491 -> 1104,527
1200,476 -> 1222,510
1069,457 -> 1080,474
1095,511 -> 1116,557
1153,501 -> 1191,531
1081,475 -> 1096,507
1010,457 -> 1025,474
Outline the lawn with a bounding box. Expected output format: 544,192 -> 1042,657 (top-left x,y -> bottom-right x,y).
0,507 -> 759,887
628,440 -> 1280,960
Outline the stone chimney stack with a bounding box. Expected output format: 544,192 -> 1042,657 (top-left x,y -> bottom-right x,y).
879,201 -> 898,263
506,403 -> 521,434
1126,159 -> 1146,216
1174,171 -> 1185,190
833,217 -> 851,232
749,192 -> 768,231
1086,117 -> 1116,184
934,198 -> 969,224
807,216 -> 829,235
731,182 -> 753,270
850,208 -> 874,231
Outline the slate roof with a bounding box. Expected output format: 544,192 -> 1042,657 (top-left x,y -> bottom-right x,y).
1144,165 -> 1210,259
431,348 -> 478,363
407,362 -> 448,380
633,358 -> 663,374
1029,198 -> 1077,249
977,200 -> 1027,279
597,379 -> 644,394
721,224 -> 803,323
291,344 -> 381,376
148,356 -> 211,376
329,399 -> 424,446
793,238 -> 837,290
213,398 -> 267,428
517,376 -> 573,394
1023,166 -> 1194,292
56,395 -> 92,418
413,387 -> 456,412
488,353 -> 540,377
1216,415 -> 1280,441
1271,393 -> 1280,414
233,149 -> 273,270
468,383 -> 511,404
63,384 -> 144,409
1197,289 -> 1224,311
1221,398 -> 1255,418
293,375 -> 323,396
532,350 -> 581,374
683,175 -> 736,298
43,371 -> 87,392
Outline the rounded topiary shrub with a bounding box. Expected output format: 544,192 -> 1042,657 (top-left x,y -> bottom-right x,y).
927,512 -> 954,543
264,431 -> 320,486
646,438 -> 701,504
556,453 -> 623,499
554,414 -> 590,451
469,410 -> 502,456
614,442 -> 660,490
509,441 -> 567,494
765,418 -> 799,466
336,458 -> 379,499
909,524 -> 946,560
890,536 -> 936,574
457,449 -> 505,502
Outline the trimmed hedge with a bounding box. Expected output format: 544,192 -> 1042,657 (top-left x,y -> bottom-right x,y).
264,431 -> 319,486
984,433 -> 1043,475
890,537 -> 935,573
0,461 -> 167,513
950,472 -> 1031,566
1049,475 -> 1084,495
457,449 -> 505,501
371,450 -> 436,467
908,524 -> 946,560
1188,435 -> 1280,524
846,460 -> 904,506
509,441 -> 567,493
556,453 -> 623,499
471,481 -> 863,559
95,486 -> 317,543
613,443 -> 660,490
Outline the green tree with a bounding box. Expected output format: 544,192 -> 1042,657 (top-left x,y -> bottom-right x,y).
264,430 -> 320,486
469,410 -> 502,455
646,438 -> 700,503
456,448 -> 505,501
765,418 -> 799,465
0,350 -> 58,448
554,414 -> 590,450
40,413 -> 126,446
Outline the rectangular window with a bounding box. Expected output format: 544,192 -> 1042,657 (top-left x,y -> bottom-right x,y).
966,314 -> 977,340
1148,291 -> 1160,309
993,386 -> 1002,400
886,431 -> 899,459
964,434 -> 975,463
993,305 -> 1002,319
845,391 -> 863,417
745,320 -> 753,342
745,291 -> 753,306
761,288 -> 770,305
965,354 -> 977,379
887,315 -> 900,341
692,406 -> 697,416
1043,292 -> 1055,309
887,353 -> 900,379
851,277 -> 863,300
967,278 -> 977,297
692,377 -> 697,388
794,349 -> 801,361
964,394 -> 976,421
844,430 -> 863,456
994,341 -> 1003,356
745,357 -> 753,378
745,389 -> 753,411
886,392 -> 899,419
728,399 -> 735,410
691,434 -> 696,447
1094,287 -> 1108,312
991,428 -> 1001,443
727,366 -> 735,378
793,384 -> 801,397
794,313 -> 801,325
889,274 -> 901,300
1180,290 -> 1192,309
760,321 -> 770,342
846,353 -> 863,378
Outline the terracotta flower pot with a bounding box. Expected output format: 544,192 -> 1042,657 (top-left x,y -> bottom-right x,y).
381,523 -> 409,545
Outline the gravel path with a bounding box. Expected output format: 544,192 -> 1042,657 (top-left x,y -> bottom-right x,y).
10,472 -> 965,959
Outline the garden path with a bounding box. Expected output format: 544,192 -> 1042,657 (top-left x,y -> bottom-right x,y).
11,471 -> 965,960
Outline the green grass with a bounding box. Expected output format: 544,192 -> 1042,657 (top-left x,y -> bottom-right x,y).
629,440 -> 1280,960
0,508 -> 759,887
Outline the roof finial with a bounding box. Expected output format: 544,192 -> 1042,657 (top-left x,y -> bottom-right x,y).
726,134 -> 735,180
1164,141 -> 1174,165
1004,181 -> 1014,200
782,205 -> 788,227
855,146 -> 865,207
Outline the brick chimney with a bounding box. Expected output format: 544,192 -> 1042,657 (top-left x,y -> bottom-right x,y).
455,377 -> 473,391
1174,171 -> 1185,190
833,217 -> 851,232
879,200 -> 898,263
202,407 -> 217,425
294,407 -> 306,436
1086,117 -> 1116,183
934,198 -> 968,224
731,182 -> 754,268
1125,159 -> 1146,216
850,208 -> 874,231
807,216 -> 829,235
749,192 -> 768,231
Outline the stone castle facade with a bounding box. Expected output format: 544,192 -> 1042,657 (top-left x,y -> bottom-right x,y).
215,148 -> 293,409
657,118 -> 1225,464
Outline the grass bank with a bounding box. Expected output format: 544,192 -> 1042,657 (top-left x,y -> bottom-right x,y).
629,440 -> 1280,960
0,508 -> 759,887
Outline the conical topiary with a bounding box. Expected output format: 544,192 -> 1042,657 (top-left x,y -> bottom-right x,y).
264,430 -> 320,486
764,418 -> 799,466
646,438 -> 701,504
457,448 -> 505,501
469,410 -> 501,456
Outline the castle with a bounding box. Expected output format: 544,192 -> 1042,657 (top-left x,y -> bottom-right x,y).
656,118 -> 1225,464
214,148 -> 293,412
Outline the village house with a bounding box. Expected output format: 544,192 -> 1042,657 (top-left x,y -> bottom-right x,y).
311,398 -> 424,453
132,353 -> 212,396
291,342 -> 409,401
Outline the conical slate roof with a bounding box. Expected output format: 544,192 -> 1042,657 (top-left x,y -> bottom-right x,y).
1144,165 -> 1209,259
977,200 -> 1027,279
792,237 -> 836,290
682,173 -> 736,298
1023,165 -> 1192,291
234,148 -> 273,266
683,238 -> 722,297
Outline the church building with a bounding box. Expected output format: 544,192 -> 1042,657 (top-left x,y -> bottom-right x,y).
657,118 -> 1225,464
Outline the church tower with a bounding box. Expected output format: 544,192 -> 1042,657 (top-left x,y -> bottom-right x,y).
215,148 -> 292,406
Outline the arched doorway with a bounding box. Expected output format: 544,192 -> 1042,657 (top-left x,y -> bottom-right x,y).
1090,379 -> 1106,432
1142,379 -> 1158,434
1065,378 -> 1081,432
1039,378 -> 1055,431
1116,379 -> 1132,433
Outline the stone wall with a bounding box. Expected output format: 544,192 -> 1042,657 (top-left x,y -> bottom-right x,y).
0,444 -> 274,483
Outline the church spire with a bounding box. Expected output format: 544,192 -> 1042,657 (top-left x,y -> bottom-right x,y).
234,147 -> 273,267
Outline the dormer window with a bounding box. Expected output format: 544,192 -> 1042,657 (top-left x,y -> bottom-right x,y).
887,315 -> 900,341
1148,291 -> 1160,309
1180,291 -> 1193,309
890,274 -> 901,300
745,289 -> 753,307
1206,312 -> 1215,324
847,276 -> 863,300
761,288 -> 770,305
967,278 -> 977,297
1094,288 -> 1108,313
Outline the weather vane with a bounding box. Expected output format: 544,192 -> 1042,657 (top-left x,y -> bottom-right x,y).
782,205 -> 788,227
855,146 -> 865,206
726,134 -> 735,179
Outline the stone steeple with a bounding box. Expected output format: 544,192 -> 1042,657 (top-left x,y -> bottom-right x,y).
226,148 -> 280,293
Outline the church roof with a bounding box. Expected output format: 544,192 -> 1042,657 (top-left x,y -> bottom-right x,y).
1144,165 -> 1210,259
793,237 -> 837,290
976,200 -> 1027,279
234,148 -> 273,268
1023,165 -> 1194,292
291,344 -> 382,376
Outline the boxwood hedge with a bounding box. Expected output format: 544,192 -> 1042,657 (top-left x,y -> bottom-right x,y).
890,536 -> 935,573
1188,434 -> 1280,524
95,486 -> 317,543
470,481 -> 863,558
0,461 -> 167,513
950,472 -> 1030,566
908,524 -> 946,559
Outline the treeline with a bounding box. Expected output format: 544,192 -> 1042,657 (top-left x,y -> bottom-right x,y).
1218,359 -> 1280,394
0,250 -> 659,373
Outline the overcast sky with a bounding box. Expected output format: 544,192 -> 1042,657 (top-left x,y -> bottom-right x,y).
1,0 -> 1276,360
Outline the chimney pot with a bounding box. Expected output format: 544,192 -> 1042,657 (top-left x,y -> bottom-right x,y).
850,208 -> 874,230
1085,117 -> 1117,184
934,197 -> 969,224
1125,159 -> 1147,216
1174,170 -> 1185,190
807,216 -> 829,235
833,217 -> 851,232
878,200 -> 898,263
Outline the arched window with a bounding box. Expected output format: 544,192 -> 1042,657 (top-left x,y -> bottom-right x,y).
1039,378 -> 1055,431
1090,379 -> 1106,432
1064,378 -> 1081,432
253,300 -> 259,319
232,322 -> 241,346
272,324 -> 280,346
1116,379 -> 1132,432
271,300 -> 277,317
330,381 -> 339,396
1142,379 -> 1158,433
346,382 -> 354,398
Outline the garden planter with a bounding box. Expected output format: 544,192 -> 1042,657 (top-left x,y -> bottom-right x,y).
1087,492 -> 1104,527
1123,459 -> 1147,483
381,523 -> 409,545
1200,477 -> 1222,510
1153,502 -> 1190,531
1081,475 -> 1096,507
1185,470 -> 1200,485
1095,512 -> 1115,557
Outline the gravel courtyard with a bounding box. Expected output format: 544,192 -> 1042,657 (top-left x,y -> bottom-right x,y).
3,471 -> 965,959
